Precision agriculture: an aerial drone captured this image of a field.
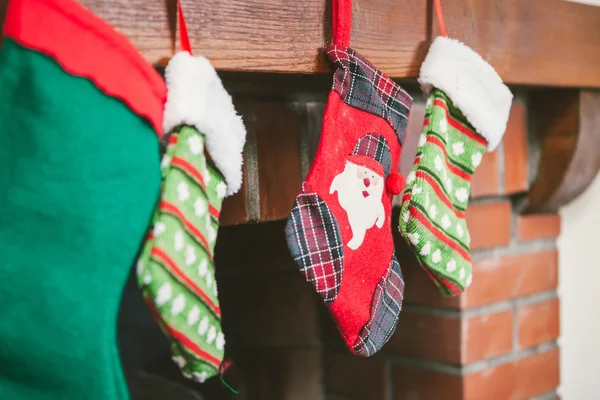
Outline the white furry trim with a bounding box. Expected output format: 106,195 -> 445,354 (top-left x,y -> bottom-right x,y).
163,51 -> 246,196
419,36 -> 513,151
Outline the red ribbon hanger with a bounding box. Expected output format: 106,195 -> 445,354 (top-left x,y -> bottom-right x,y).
434,0 -> 447,37
177,0 -> 193,54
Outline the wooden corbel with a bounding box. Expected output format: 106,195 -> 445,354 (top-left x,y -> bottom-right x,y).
525,90 -> 600,213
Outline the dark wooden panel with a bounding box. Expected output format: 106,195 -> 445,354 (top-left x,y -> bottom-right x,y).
252,102 -> 303,221
526,90 -> 600,213
68,0 -> 600,87
220,159 -> 249,226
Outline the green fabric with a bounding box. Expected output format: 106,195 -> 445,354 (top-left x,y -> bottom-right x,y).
399,89 -> 486,295
0,38 -> 161,399
138,125 -> 226,382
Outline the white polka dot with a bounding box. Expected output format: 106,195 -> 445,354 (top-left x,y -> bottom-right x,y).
216,332 -> 226,351
156,283 -> 172,306
177,181 -> 190,202
420,242 -> 431,256
198,259 -> 208,277
187,134 -> 204,155
185,245 -> 196,266
446,259 -> 457,272
187,306 -> 200,325
174,231 -> 185,251
171,294 -> 186,316
439,118 -> 448,133
207,326 -> 217,344
432,249 -> 442,263
198,317 -> 209,335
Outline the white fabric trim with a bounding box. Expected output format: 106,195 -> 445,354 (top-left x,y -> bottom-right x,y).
419,36 -> 513,151
163,51 -> 246,196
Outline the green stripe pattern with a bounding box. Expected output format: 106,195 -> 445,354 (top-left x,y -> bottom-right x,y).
399,89 -> 487,295
138,125 -> 226,382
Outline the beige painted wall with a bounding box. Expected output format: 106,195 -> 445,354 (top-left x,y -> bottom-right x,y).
559,173 -> 600,399
556,3 -> 600,399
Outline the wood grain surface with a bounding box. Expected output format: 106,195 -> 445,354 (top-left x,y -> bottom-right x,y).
526,90 -> 600,212
60,0 -> 600,87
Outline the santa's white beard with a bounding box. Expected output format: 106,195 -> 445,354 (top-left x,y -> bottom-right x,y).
330,162 -> 385,250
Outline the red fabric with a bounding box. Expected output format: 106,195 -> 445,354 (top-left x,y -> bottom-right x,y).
304,93 -> 402,348
332,0 -> 352,47
3,0 -> 167,135
348,154 -> 385,176
177,0 -> 192,54
386,172 -> 405,195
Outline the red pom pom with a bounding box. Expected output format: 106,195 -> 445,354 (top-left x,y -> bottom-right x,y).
386,172 -> 405,195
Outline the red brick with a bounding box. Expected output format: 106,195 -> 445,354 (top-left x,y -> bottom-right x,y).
466,250 -> 558,307
503,102 -> 529,194
471,150 -> 500,198
394,366 -> 462,400
466,201 -> 512,250
517,214 -> 561,241
464,310 -> 513,362
324,353 -> 390,400
464,348 -> 559,400
518,298 -> 560,349
385,311 -> 461,363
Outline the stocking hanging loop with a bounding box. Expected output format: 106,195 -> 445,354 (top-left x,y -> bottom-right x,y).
177,0 -> 193,54
331,0 -> 352,47
433,0 -> 447,37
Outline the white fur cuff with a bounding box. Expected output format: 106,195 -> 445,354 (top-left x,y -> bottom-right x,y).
163,52 -> 247,196
419,36 -> 513,151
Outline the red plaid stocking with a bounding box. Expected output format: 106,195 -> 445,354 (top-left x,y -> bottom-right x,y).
285,0 -> 412,357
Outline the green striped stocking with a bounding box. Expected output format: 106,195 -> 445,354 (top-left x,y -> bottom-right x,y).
399,36 -> 513,295
137,52 -> 246,382
138,125 -> 226,381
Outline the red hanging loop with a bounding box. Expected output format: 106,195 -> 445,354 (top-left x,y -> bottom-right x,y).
177,0 -> 193,54
433,0 -> 448,37
332,0 -> 352,47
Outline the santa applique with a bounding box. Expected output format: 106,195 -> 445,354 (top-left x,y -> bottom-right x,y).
330,133 -> 401,250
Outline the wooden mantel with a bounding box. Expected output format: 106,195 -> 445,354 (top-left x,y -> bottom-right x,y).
18,0 -> 598,88
2,0 -> 600,86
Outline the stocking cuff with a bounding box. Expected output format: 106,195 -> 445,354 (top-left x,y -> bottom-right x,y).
418,36 -> 513,151
163,52 -> 247,196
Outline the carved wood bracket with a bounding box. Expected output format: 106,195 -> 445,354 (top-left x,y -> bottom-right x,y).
526,90 -> 600,213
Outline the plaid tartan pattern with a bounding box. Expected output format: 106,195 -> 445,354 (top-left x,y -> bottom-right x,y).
353,133 -> 392,177
327,45 -> 412,145
285,191 -> 344,305
353,255 -> 404,357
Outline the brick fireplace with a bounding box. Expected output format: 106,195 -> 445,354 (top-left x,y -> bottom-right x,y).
119,81 -> 562,400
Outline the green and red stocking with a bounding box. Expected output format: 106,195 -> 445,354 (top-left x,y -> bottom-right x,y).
136,47 -> 246,381
399,37 -> 513,295
0,0 -> 167,398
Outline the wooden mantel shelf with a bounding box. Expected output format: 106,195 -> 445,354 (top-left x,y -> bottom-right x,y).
1,0 -> 600,87
71,0 -> 600,87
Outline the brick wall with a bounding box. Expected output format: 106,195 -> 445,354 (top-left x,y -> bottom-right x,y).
198,84 -> 562,400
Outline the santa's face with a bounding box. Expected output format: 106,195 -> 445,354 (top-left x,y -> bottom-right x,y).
355,165 -> 383,198
329,160 -> 387,250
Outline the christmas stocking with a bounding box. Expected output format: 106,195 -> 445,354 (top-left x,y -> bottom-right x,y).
0,0 -> 167,398
285,0 -> 412,356
399,36 -> 513,295
136,49 -> 246,382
